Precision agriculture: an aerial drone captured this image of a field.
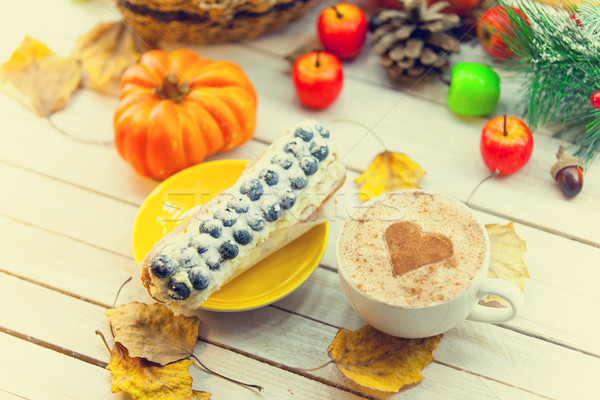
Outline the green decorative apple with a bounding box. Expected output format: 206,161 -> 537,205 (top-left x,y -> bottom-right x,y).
447,63 -> 500,117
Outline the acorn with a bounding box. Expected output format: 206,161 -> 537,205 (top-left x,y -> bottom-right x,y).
551,146 -> 584,198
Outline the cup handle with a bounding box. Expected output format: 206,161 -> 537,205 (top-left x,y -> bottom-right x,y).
467,279 -> 525,323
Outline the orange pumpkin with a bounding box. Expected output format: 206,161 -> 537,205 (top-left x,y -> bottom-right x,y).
114,49 -> 257,180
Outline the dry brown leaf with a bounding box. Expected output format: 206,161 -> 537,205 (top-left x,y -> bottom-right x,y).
106,302 -> 200,366
72,21 -> 148,95
328,325 -> 441,392
284,37 -> 321,65
0,36 -> 81,117
107,343 -> 194,400
484,222 -> 529,306
355,151 -> 425,201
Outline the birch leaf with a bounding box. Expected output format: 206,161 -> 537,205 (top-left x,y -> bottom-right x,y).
72,21 -> 149,95
107,343 -> 194,400
106,302 -> 200,366
0,36 -> 80,117
355,151 -> 425,201
328,325 -> 441,392
484,222 -> 529,306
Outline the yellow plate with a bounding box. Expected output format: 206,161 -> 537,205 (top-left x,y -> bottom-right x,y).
132,159 -> 328,311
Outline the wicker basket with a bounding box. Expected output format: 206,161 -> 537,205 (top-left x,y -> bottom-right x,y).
118,0 -> 323,44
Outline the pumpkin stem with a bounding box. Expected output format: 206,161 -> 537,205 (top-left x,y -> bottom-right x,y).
155,73 -> 191,103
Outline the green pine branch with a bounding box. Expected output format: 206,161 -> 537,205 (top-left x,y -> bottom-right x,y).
493,0 -> 600,165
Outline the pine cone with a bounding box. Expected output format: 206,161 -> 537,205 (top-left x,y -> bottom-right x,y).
370,0 -> 460,81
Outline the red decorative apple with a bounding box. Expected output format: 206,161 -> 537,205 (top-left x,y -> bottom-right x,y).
292,50 -> 343,109
591,91 -> 600,109
480,115 -> 533,175
477,6 -> 529,59
317,3 -> 367,60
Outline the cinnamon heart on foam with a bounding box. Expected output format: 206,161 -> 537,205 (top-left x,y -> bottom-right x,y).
384,221 -> 454,277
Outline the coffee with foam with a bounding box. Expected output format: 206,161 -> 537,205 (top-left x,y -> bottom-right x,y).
337,190 -> 488,308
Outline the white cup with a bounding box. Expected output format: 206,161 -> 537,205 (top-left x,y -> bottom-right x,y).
336,190 -> 524,338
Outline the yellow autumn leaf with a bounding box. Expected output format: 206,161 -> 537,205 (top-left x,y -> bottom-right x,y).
106,302 -> 200,366
484,222 -> 529,306
355,151 -> 425,202
0,36 -> 81,117
107,343 -> 194,400
72,21 -> 149,96
328,325 -> 441,392
192,391 -> 212,399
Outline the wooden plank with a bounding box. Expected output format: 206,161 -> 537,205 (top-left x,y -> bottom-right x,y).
0,333 -> 126,400
0,274 -> 368,400
0,95 -> 270,207
0,214 -> 140,307
0,272 -> 553,399
2,59 -> 597,249
0,390 -> 28,400
188,345 -> 369,400
279,246 -> 600,358
4,96 -> 600,253
2,142 -> 599,355
470,209 -> 600,353
159,42 -> 600,247
2,163 -> 599,355
0,162 -> 138,258
198,296 -> 598,400
193,345 -> 547,400
0,98 -> 155,206
0,333 -> 367,400
1,3 -> 598,246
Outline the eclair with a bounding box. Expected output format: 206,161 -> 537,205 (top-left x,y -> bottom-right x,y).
141,121 -> 346,312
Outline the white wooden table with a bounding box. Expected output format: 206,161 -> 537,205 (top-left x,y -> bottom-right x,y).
1,1 -> 599,399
